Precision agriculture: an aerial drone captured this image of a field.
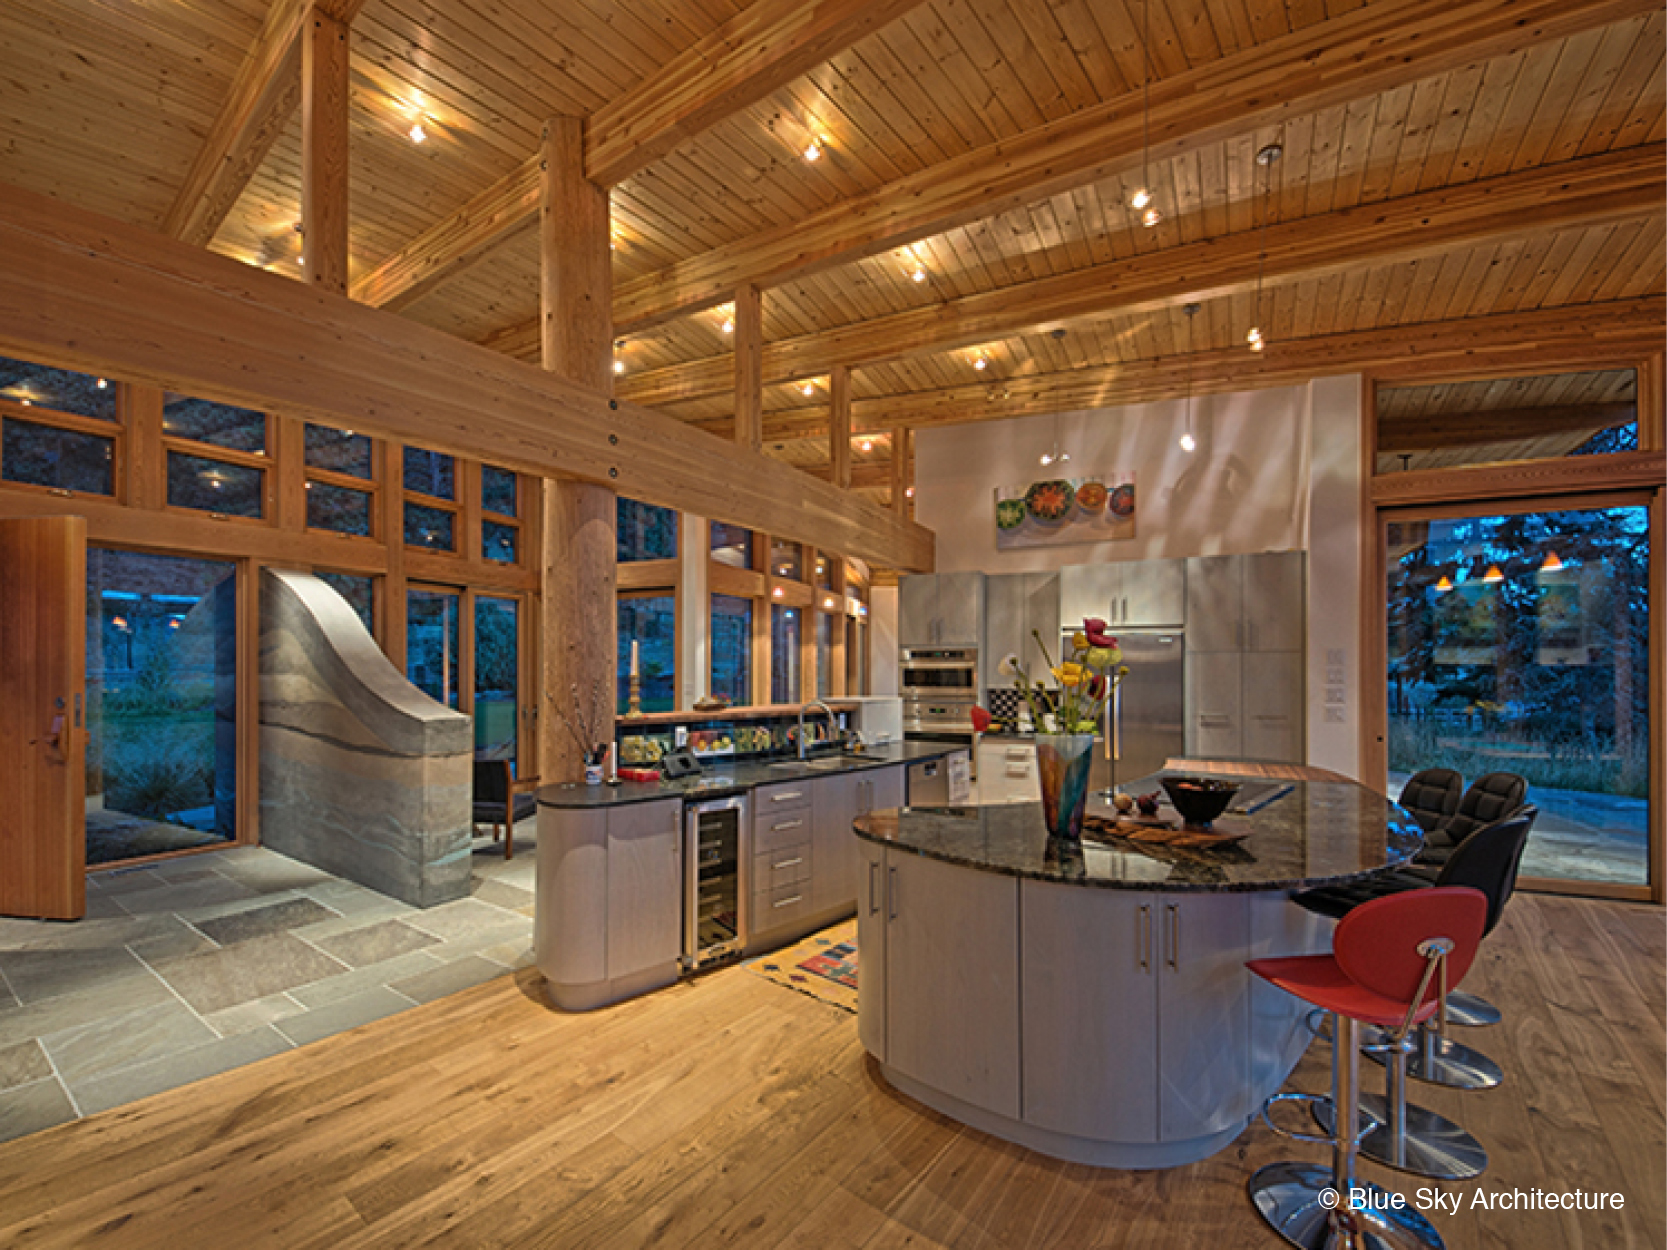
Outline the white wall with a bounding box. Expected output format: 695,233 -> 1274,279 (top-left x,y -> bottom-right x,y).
910,377 -> 1367,777
915,384 -> 1314,575
869,584 -> 899,697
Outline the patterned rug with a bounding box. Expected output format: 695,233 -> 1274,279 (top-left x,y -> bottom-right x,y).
746,919 -> 859,1014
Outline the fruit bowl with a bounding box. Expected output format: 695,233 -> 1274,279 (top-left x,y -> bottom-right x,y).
1161,776 -> 1239,826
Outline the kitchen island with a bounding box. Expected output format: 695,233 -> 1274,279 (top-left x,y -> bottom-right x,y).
852,772 -> 1421,1168
534,741 -> 965,1011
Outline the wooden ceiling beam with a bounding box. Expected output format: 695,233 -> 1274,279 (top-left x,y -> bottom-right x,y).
161,0 -> 365,248
353,0 -> 928,312
691,298 -> 1666,441
0,182 -> 933,573
584,0 -> 932,188
349,157 -> 540,312
605,0 -> 1656,333
615,148 -> 1664,406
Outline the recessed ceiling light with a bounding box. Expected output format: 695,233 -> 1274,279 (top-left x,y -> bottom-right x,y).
613,360 -> 626,375
721,319 -> 734,335
801,383 -> 816,397
858,439 -> 872,453
803,142 -> 822,162
973,356 -> 988,371
910,267 -> 927,283
409,123 -> 427,144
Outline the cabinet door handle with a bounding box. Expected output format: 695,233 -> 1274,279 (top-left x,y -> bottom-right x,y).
1166,903 -> 1180,970
771,819 -> 804,832
1137,905 -> 1151,970
888,865 -> 898,920
868,860 -> 879,914
772,791 -> 804,803
773,857 -> 803,870
774,894 -> 803,909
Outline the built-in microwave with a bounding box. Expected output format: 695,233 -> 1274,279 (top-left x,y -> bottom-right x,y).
900,647 -> 979,698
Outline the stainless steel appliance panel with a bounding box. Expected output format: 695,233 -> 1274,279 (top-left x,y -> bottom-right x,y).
683,794 -> 748,970
900,646 -> 979,697
1074,629 -> 1185,793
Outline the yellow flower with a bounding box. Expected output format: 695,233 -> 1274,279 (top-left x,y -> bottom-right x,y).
1053,662 -> 1086,687
1071,631 -> 1088,651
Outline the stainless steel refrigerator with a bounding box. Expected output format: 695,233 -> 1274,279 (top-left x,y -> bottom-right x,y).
1058,628 -> 1185,794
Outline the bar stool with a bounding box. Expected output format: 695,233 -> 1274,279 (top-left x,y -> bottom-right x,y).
1397,768 -> 1463,837
1297,809 -> 1535,1094
1248,887 -> 1488,1250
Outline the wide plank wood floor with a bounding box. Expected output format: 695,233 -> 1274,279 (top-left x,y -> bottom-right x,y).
0,893 -> 1660,1249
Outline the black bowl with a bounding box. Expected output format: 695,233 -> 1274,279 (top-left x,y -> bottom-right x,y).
1161,776 -> 1240,826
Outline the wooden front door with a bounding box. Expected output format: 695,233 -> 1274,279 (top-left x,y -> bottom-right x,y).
0,516 -> 86,920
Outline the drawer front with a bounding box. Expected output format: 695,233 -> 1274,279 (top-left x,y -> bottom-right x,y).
753,781 -> 812,817
754,809 -> 812,853
754,879 -> 813,933
754,843 -> 811,892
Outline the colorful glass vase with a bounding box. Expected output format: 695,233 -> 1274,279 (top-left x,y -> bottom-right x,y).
1035,732 -> 1095,841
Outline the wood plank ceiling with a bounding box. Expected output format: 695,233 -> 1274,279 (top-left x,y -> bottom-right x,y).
2,0 -> 1662,508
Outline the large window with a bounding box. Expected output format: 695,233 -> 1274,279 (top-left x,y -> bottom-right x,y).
619,497 -> 678,562
1385,501 -> 1651,888
0,355 -> 118,496
771,604 -> 801,704
619,592 -> 676,713
711,594 -> 752,705
85,549 -> 238,865
407,587 -> 461,707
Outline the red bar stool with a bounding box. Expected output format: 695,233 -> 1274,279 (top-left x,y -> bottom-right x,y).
1247,886 -> 1488,1250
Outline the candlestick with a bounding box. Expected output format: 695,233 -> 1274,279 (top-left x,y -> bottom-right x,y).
630,638 -> 640,679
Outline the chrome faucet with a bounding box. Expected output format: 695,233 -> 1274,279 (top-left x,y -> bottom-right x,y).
798,699 -> 839,761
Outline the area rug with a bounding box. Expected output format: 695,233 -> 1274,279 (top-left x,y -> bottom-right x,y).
746,919 -> 858,1014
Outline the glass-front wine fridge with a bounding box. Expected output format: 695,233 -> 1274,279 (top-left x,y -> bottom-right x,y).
682,794 -> 748,970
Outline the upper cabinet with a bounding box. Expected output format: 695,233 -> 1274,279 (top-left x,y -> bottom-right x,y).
1184,552 -> 1305,654
899,572 -> 986,647
1059,562 -> 1184,629
985,572 -> 1060,678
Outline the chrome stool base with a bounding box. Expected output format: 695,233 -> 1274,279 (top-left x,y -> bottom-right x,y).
1312,1093 -> 1488,1181
1248,1161 -> 1445,1250
1443,990 -> 1501,1027
1377,1031 -> 1503,1091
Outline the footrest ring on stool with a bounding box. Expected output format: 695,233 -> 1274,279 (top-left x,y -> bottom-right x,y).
1259,1092 -> 1339,1147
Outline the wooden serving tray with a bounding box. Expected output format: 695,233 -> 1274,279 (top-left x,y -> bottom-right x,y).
1084,813 -> 1252,849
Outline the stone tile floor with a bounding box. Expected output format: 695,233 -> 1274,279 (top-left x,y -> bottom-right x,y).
0,824 -> 537,1143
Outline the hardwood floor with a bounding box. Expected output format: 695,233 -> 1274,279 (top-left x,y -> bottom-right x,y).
0,893 -> 1660,1249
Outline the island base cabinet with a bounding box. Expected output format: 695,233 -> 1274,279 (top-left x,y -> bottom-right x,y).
1248,891 -> 1330,1085
1020,880 -> 1158,1143
856,839 -> 888,1061
885,850 -> 1021,1120
1156,893 -> 1251,1142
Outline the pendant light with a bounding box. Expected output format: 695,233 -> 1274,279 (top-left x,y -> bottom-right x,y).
1179,303 -> 1199,453
1246,142 -> 1281,352
1130,0 -> 1160,228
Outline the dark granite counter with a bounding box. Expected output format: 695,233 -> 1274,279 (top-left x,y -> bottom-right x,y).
854,768 -> 1420,892
537,740 -> 962,809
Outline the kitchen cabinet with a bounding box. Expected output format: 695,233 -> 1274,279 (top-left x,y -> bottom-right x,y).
1184,552 -> 1305,764
984,572 -> 1060,677
1059,560 -> 1184,629
975,738 -> 1038,805
1185,552 -> 1305,653
898,572 -> 986,647
1156,893 -> 1251,1140
885,847 -> 1022,1119
811,773 -> 857,914
857,837 -> 888,1060
605,800 -> 683,979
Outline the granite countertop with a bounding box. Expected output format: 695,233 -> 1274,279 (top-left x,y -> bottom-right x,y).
853,769 -> 1421,893
537,741 -> 962,809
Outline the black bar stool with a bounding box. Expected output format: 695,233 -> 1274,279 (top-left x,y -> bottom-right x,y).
1397,768 -> 1463,837
1248,886 -> 1489,1250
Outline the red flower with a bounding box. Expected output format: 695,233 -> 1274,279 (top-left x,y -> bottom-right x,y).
1083,618 -> 1116,648
1088,673 -> 1107,699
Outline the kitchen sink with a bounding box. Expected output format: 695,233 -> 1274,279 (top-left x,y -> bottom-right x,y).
768,755 -> 867,771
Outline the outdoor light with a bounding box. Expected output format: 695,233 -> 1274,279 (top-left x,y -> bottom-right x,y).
1541,551 -> 1564,572
1482,564 -> 1504,584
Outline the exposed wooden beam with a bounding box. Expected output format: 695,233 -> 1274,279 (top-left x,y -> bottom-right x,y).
616,148 -> 1664,406
350,157 -> 540,311
585,0 -> 930,188
301,5 -> 351,295
829,364 -> 852,489
0,181 -> 933,573
734,284 -> 763,451
890,427 -> 910,516
161,0 -> 364,248
1379,402 -> 1638,452
606,0 -> 1655,333
540,118 -> 612,393
695,298 -> 1666,441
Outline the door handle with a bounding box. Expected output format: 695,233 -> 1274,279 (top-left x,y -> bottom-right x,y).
32,714 -> 65,756
1166,904 -> 1180,970
1137,904 -> 1151,970
888,865 -> 898,920
868,860 -> 879,914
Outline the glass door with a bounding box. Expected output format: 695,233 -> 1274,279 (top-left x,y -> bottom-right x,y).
406,586 -> 460,708
1384,497 -> 1653,893
474,596 -> 519,764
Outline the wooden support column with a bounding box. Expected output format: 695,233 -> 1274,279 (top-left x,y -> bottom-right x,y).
538,115 -> 617,785
734,284 -> 763,452
829,364 -> 852,490
301,5 -> 350,294
890,427 -> 911,516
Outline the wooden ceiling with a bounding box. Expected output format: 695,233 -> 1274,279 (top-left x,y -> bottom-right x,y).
3,0 -> 1662,508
